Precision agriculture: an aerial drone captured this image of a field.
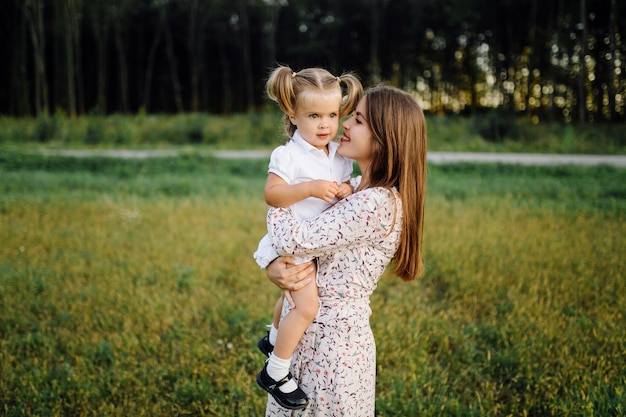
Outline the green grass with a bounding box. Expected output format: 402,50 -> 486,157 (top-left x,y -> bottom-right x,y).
1,153 -> 624,416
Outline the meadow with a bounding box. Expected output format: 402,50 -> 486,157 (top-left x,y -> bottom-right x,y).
0,149 -> 624,416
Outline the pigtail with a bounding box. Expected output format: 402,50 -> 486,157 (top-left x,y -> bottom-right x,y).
337,73 -> 363,118
266,65 -> 298,138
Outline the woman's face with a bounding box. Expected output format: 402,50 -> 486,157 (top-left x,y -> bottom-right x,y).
338,96 -> 374,168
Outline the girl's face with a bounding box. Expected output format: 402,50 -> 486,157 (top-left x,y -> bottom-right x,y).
338,96 -> 374,168
289,90 -> 342,152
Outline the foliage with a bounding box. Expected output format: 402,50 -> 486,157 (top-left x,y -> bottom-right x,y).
1,113 -> 625,155
0,112 -> 284,150
2,0 -> 625,122
472,109 -> 520,143
1,154 -> 624,416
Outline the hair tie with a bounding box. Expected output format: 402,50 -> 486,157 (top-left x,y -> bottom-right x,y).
291,72 -> 297,78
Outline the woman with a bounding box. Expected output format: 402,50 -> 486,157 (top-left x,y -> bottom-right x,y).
260,85 -> 427,416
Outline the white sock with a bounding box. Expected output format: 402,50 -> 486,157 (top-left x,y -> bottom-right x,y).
269,325 -> 278,346
266,352 -> 298,393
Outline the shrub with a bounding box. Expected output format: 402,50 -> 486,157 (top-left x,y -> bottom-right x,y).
472,109 -> 520,143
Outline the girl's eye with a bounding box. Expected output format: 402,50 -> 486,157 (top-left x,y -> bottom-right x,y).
310,114 -> 319,119
330,113 -> 338,119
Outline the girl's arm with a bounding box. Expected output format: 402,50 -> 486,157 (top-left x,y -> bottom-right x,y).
335,180 -> 354,200
265,173 -> 341,207
268,188 -> 398,258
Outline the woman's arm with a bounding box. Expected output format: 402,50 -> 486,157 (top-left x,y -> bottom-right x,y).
268,188 -> 398,259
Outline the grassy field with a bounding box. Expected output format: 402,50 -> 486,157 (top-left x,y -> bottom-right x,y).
1,152 -> 624,416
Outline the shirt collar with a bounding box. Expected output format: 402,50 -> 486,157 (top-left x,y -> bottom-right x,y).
292,130 -> 337,156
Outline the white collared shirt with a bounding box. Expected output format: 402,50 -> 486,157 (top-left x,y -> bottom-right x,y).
267,130 -> 353,220
253,130 -> 354,268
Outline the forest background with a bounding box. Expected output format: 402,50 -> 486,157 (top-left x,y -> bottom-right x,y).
2,0 -> 626,126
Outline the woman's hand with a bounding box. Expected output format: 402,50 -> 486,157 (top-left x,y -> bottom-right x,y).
266,256 -> 316,308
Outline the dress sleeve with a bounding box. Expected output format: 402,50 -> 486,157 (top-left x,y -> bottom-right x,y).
349,176 -> 362,190
268,188 -> 398,258
267,146 -> 298,184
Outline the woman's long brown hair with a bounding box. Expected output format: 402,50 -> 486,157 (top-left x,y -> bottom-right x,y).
364,85 -> 427,281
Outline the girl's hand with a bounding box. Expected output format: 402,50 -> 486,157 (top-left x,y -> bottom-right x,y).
336,182 -> 354,200
308,180 -> 339,203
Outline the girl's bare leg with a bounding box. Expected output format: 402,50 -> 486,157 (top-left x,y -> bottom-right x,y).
273,278 -> 319,359
272,295 -> 283,329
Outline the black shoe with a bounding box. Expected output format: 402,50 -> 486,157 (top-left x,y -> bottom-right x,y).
257,334 -> 274,357
256,364 -> 308,410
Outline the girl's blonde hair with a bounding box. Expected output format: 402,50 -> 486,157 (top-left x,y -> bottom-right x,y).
363,85 -> 428,281
266,65 -> 363,138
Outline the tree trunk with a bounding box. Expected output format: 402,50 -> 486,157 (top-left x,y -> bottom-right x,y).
114,18 -> 130,113
368,0 -> 381,84
264,1 -> 279,71
607,0 -> 617,122
143,28 -> 162,112
188,0 -> 200,112
22,0 -> 49,115
89,1 -> 110,114
73,2 -> 85,115
96,36 -> 107,114
187,0 -> 211,112
217,23 -> 232,114
64,0 -> 77,118
577,0 -> 587,124
527,0 -> 538,120
161,7 -> 184,113
238,0 -> 254,112
12,5 -> 32,115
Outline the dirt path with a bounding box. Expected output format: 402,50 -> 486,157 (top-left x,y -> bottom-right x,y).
35,149 -> 626,167
426,152 -> 626,167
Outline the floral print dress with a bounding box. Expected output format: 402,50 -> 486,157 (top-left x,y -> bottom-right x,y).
265,186 -> 402,417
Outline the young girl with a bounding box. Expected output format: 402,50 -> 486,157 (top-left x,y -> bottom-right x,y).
253,65 -> 363,410
262,85 -> 428,416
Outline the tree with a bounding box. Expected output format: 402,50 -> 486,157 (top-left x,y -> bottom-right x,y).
577,0 -> 587,123
62,0 -> 84,117
20,0 -> 49,116
159,1 -> 184,113
142,10 -> 162,112
3,1 -> 32,115
186,0 -> 213,112
88,0 -> 111,114
607,0 -> 617,122
1,0 -> 625,121
111,0 -> 132,113
237,0 -> 255,112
